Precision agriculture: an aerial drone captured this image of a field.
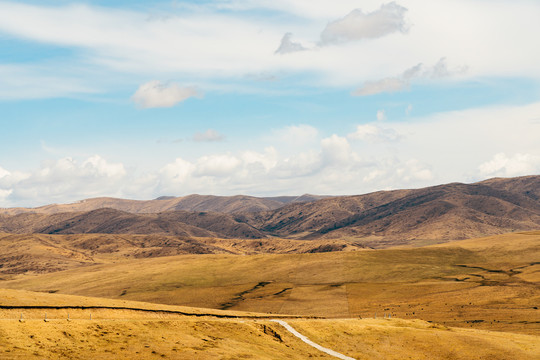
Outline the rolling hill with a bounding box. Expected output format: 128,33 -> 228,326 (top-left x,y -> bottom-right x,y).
2,231 -> 539,335
0,176 -> 538,247
0,232 -> 366,275
240,175 -> 540,246
0,194 -> 329,215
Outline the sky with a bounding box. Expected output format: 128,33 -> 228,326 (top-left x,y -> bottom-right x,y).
0,0 -> 539,207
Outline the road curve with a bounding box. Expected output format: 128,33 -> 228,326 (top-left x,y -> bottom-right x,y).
271,319 -> 356,360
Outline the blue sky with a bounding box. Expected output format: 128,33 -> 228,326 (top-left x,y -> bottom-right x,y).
1,0 -> 539,207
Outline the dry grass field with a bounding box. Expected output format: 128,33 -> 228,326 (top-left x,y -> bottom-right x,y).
0,290 -> 538,359
1,318 -> 538,359
2,231 -> 538,335
0,232 -> 367,275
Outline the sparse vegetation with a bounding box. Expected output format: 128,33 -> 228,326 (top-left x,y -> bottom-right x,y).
2,231 -> 539,335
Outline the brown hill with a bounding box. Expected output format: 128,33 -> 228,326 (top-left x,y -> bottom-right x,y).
0,232 -> 366,275
478,175 -> 540,200
0,208 -> 265,239
0,194 -> 327,216
239,175 -> 540,246
0,176 -> 538,247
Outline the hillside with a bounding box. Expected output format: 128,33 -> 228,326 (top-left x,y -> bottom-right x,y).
0,176 -> 538,247
1,289 -> 538,359
0,232 -> 366,275
0,194 -> 328,216
0,208 -> 263,239
240,175 -> 540,246
3,231 -> 538,335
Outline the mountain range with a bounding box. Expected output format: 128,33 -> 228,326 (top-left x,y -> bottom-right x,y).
0,175 -> 539,248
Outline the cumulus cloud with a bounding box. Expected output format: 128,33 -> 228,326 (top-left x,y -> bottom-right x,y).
193,129 -> 225,142
82,155 -> 126,178
274,32 -> 306,54
241,147 -> 278,172
352,59 -> 464,96
0,188 -> 12,201
0,166 -> 10,179
3,101 -> 539,206
321,135 -> 354,165
479,153 -> 540,178
0,156 -> 126,206
152,134 -> 367,195
160,157 -> 194,183
132,81 -> 200,108
320,2 -> 408,45
195,154 -> 242,177
274,124 -> 319,144
363,159 -> 433,185
348,124 -> 400,142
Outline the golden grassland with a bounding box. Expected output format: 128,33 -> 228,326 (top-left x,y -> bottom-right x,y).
286,318 -> 540,360
1,231 -> 539,336
0,314 -> 538,359
0,289 -> 538,360
0,232 -> 367,275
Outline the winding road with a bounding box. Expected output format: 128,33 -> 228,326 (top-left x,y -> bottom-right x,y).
271,319 -> 356,360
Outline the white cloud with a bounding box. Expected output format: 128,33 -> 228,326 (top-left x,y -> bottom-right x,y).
241,147 -> 278,172
83,155 -> 126,178
321,135 -> 353,165
376,109 -> 386,121
405,104 -> 413,115
352,60 -> 463,96
132,81 -> 200,108
362,158 -> 433,185
195,154 -> 242,177
320,2 -> 408,45
160,157 -> 194,184
0,156 -> 127,206
275,32 -> 306,54
1,99 -> 540,206
353,77 -> 407,96
0,0 -> 538,97
274,124 -> 319,144
0,166 -> 10,179
479,153 -> 540,178
348,124 -> 400,142
193,129 -> 225,142
0,188 -> 12,201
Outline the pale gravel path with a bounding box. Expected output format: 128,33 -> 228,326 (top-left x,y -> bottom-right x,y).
271,319 -> 356,360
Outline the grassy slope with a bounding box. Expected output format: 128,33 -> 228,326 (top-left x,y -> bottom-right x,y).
2,232 -> 539,334
286,318 -> 540,360
0,232 -> 367,275
1,318 -> 538,359
0,290 -> 538,360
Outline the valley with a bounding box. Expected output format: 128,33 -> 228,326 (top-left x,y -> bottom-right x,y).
1,176 -> 539,358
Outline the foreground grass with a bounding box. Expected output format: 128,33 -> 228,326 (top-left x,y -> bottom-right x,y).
0,317 -> 538,359
286,318 -> 540,360
0,287 -> 538,359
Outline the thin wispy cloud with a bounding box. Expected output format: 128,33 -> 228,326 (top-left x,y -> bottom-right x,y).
193,129 -> 225,142
352,58 -> 465,96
